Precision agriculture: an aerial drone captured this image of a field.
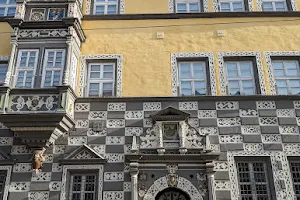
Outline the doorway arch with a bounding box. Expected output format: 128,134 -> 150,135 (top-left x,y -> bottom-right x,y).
143,176 -> 203,200
155,187 -> 190,200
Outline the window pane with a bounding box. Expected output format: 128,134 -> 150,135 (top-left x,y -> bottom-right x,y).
189,3 -> 200,12
274,69 -> 285,77
275,1 -> 286,10
233,2 -> 243,11
91,65 -> 101,71
181,81 -> 192,89
0,65 -> 7,82
262,2 -> 273,11
95,6 -> 105,14
90,72 -> 101,78
177,3 -> 187,12
277,87 -> 288,95
103,65 -> 114,71
220,2 -> 230,10
276,80 -> 287,87
0,0 -> 7,4
7,7 -> 15,16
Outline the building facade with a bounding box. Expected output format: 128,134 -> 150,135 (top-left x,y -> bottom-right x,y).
0,0 -> 300,200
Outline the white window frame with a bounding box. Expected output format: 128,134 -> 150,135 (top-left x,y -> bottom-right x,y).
87,62 -> 115,97
271,60 -> 300,95
69,173 -> 97,200
219,0 -> 245,11
41,49 -> 65,88
175,0 -> 201,13
14,49 -> 39,88
261,0 -> 288,11
178,61 -> 208,96
225,61 -> 257,95
93,0 -> 118,15
0,0 -> 16,16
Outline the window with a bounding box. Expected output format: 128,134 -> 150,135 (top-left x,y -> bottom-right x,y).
225,61 -> 258,95
236,161 -> 272,200
219,0 -> 245,11
15,50 -> 39,88
87,63 -> 115,97
178,61 -> 209,96
0,172 -> 5,199
0,0 -> 16,16
175,0 -> 201,13
42,49 -> 65,87
94,0 -> 118,15
0,64 -> 8,83
69,174 -> 97,200
272,60 -> 300,95
290,161 -> 300,199
262,0 -> 287,11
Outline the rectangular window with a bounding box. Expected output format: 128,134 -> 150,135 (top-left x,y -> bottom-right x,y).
42,49 -> 65,87
0,64 -> 8,83
0,172 -> 5,199
225,61 -> 258,95
262,0 -> 287,11
219,0 -> 245,11
272,60 -> 300,95
175,0 -> 201,13
69,174 -> 97,200
0,0 -> 16,16
236,161 -> 272,200
15,49 -> 39,88
87,63 -> 115,97
178,61 -> 208,96
94,0 -> 118,15
290,161 -> 300,199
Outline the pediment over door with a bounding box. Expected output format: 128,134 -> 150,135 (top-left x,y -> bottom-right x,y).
150,107 -> 190,121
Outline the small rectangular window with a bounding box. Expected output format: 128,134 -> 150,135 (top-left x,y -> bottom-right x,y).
69,174 -> 97,200
41,49 -> 65,87
0,0 -> 16,16
178,61 -> 209,96
0,172 -> 5,199
272,60 -> 300,95
219,0 -> 245,11
225,60 -> 258,95
87,63 -> 115,97
262,0 -> 287,11
236,160 -> 272,200
0,64 -> 8,83
94,0 -> 118,15
15,49 -> 39,88
290,160 -> 300,199
175,0 -> 201,13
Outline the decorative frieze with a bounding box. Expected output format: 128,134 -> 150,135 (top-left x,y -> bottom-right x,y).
123,182 -> 131,192
261,135 -> 282,143
91,145 -> 106,154
279,126 -> 299,134
277,109 -> 296,117
13,163 -> 32,172
198,110 -> 217,118
215,181 -> 231,190
53,145 -> 66,154
75,103 -> 90,112
143,102 -> 161,111
143,119 -> 153,127
103,191 -> 124,200
11,146 -> 31,154
239,109 -> 258,117
216,101 -> 239,110
106,136 -> 125,145
108,103 -> 126,111
214,161 -> 228,171
294,101 -> 300,109
283,144 -> 300,155
52,163 -> 63,172
9,182 -> 30,192
125,127 -> 143,136
0,137 -> 13,145
31,172 -> 51,182
219,135 -> 243,143
28,192 -> 49,200
217,118 -> 241,127
244,143 -> 264,152
188,118 -> 199,128
125,111 -> 144,119
259,117 -> 278,126
87,122 -> 106,136
75,120 -> 89,128
179,102 -> 198,110
68,136 -> 87,145
29,8 -> 45,21
104,154 -> 124,163
199,127 -> 218,135
241,125 -> 261,134
106,120 -> 125,128
89,111 -> 107,120
210,144 -> 220,152
19,29 -> 68,38
72,150 -> 95,159
256,101 -> 276,109
104,172 -> 124,182
49,182 -> 61,191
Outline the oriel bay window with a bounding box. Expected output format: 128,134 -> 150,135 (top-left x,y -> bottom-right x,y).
225,59 -> 260,95
87,63 -> 115,97
178,61 -> 210,96
175,0 -> 202,13
14,48 -> 66,88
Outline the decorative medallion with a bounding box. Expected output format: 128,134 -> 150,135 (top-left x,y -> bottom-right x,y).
29,8 -> 45,21
48,8 -> 65,21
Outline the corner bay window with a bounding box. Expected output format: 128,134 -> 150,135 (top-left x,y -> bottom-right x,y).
69,174 -> 97,200
262,0 -> 288,11
94,0 -> 118,15
272,60 -> 300,95
219,0 -> 245,11
14,49 -> 65,88
175,0 -> 201,13
178,61 -> 209,96
87,63 -> 115,97
225,61 -> 258,95
236,160 -> 273,200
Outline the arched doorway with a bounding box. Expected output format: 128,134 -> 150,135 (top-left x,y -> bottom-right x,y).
155,188 -> 190,200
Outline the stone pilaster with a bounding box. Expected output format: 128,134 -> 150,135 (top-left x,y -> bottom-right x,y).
206,162 -> 216,200
130,162 -> 139,200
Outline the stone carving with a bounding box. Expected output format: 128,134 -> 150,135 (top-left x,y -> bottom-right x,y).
0,137 -> 13,145
140,124 -> 159,149
143,102 -> 161,111
11,145 -> 31,154
75,103 -> 90,112
259,117 -> 278,126
239,109 -> 258,117
125,111 -> 144,119
9,182 -> 30,192
294,101 -> 300,109
53,145 -> 66,154
284,144 -> 300,155
124,182 -> 131,192
52,163 -> 62,172
144,175 -> 203,200
19,29 -> 69,38
244,143 -> 264,152
279,126 -> 299,134
219,135 -> 243,143
179,102 -> 198,110
68,136 -> 87,145
69,53 -> 78,91
217,118 -> 241,126
31,172 -> 51,181
107,119 -> 125,128
88,121 -> 106,136
29,8 -> 45,21
49,182 -> 61,191
32,148 -> 46,173
9,95 -> 59,112
143,119 -> 153,127
75,120 -> 89,128
171,52 -> 216,96
241,125 -> 261,134
61,165 -> 103,200
108,103 -> 126,111
218,52 -> 266,95
72,150 -> 95,159
216,101 -> 239,110
13,163 -> 32,172
256,101 -> 276,109
188,118 -> 199,128
89,111 -> 107,119
277,109 -> 295,117
214,161 -> 228,171
215,181 -> 231,190
28,192 -> 49,200
103,191 -> 124,200
104,172 -> 124,182
79,55 -> 123,97
261,134 -> 282,143
106,136 -> 125,145
199,127 -> 218,135
198,110 -> 217,118
104,154 -> 124,163
91,145 -> 106,154
125,127 -> 143,136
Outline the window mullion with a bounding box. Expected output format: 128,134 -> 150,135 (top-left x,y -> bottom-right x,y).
249,163 -> 257,200
81,175 -> 86,200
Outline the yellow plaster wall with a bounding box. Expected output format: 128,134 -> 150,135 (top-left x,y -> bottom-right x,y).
124,0 -> 169,14
81,17 -> 300,97
0,23 -> 12,56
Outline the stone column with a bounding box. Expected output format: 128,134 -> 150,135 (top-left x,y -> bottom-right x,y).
4,35 -> 18,86
206,163 -> 216,200
156,122 -> 165,155
130,162 -> 139,200
63,34 -> 73,85
179,121 -> 187,154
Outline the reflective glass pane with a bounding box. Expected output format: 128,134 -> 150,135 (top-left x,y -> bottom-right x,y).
0,66 -> 7,73
90,72 -> 101,78
226,62 -> 237,70
181,89 -> 192,96
285,61 -> 298,69
8,0 -> 15,4
262,2 -> 273,10
103,82 -> 113,89
7,7 -> 15,16
189,3 -> 200,12
91,65 -> 101,71
229,88 -> 240,95
242,80 -> 254,88
229,80 -> 239,88
233,2 -> 243,10
107,5 -> 117,14
0,0 -> 7,4
290,88 -> 300,94
0,8 -> 4,16
195,89 -> 206,95
95,6 -> 105,14
274,69 -> 285,77
220,2 -> 230,9
240,69 -> 252,77
180,81 -> 192,89
286,69 -> 298,76
179,63 -> 190,71
103,72 -> 113,79
244,88 -> 255,95
227,70 -> 238,77
89,83 -> 99,90
277,87 -> 288,95
273,62 -> 284,69
104,65 -> 114,71
275,2 -> 286,9
177,3 -> 187,12
194,81 -> 206,88
180,71 -> 191,79
276,80 -> 287,87
290,80 -> 300,87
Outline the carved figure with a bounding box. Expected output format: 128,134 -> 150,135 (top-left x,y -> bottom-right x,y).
32,148 -> 46,173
